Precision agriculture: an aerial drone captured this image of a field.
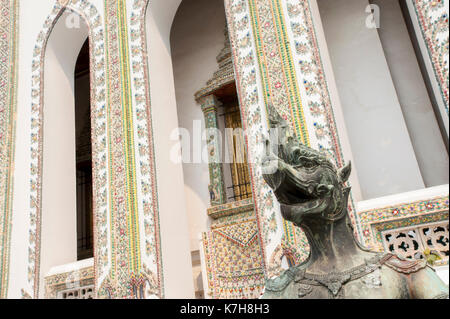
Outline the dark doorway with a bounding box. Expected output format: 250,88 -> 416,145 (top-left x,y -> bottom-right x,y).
75,38 -> 93,260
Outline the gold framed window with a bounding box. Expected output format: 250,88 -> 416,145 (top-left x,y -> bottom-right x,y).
224,105 -> 252,201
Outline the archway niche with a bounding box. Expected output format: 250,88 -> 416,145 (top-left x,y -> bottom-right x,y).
144,0 -> 195,298
40,11 -> 91,298
170,0 -> 257,299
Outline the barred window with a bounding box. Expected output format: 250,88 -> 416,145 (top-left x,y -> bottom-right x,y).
222,105 -> 252,202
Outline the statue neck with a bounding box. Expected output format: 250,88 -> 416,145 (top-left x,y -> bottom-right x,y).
300,213 -> 365,273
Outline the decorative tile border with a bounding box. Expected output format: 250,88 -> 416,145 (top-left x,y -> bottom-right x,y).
44,265 -> 94,299
128,0 -> 164,298
412,0 -> 449,113
0,0 -> 19,298
26,0 -> 109,298
101,0 -> 138,298
282,0 -> 344,166
207,198 -> 254,219
203,210 -> 265,299
224,0 -> 286,277
248,0 -> 309,145
97,0 -> 163,299
358,195 -> 449,249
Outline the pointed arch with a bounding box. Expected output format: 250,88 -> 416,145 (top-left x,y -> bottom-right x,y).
26,0 -> 109,298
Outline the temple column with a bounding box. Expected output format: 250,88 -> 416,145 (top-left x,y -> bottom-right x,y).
198,95 -> 227,206
0,0 -> 18,299
223,0 -> 363,283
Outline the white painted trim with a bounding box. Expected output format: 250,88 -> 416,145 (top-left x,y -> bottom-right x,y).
434,265 -> 449,285
356,184 -> 449,212
46,258 -> 94,277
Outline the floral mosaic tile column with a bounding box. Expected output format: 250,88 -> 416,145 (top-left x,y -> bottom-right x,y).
410,0 -> 449,114
223,0 -> 354,285
0,0 -> 18,299
98,0 -> 163,299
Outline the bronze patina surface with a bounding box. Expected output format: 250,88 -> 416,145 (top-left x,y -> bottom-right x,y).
261,105 -> 449,299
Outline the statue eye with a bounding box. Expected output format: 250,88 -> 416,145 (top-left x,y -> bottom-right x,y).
303,161 -> 315,169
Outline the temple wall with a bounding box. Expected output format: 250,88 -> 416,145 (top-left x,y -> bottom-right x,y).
0,0 -> 448,298
406,0 -> 449,135
372,0 -> 448,188
5,0 -> 195,299
305,0 -> 363,202
317,0 -> 425,199
313,0 -> 449,272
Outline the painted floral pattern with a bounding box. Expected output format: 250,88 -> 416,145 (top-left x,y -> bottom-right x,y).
413,0 -> 449,113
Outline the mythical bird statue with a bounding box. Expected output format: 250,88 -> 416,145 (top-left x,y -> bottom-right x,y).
260,105 -> 449,299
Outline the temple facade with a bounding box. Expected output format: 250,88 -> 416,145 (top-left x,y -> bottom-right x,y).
0,0 -> 448,299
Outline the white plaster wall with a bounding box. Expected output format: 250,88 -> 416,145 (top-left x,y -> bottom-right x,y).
317,0 -> 425,200
146,0 -> 195,298
372,0 -> 448,188
308,0 -> 364,202
356,184 -> 449,212
170,0 -> 226,252
435,265 -> 449,286
405,0 -> 450,137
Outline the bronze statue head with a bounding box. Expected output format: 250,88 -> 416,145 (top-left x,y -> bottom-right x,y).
262,104 -> 351,226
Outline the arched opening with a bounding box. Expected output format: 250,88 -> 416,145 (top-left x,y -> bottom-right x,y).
40,11 -> 93,298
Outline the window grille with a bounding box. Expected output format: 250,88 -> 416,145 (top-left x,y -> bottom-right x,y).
58,286 -> 94,299
382,221 -> 449,263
